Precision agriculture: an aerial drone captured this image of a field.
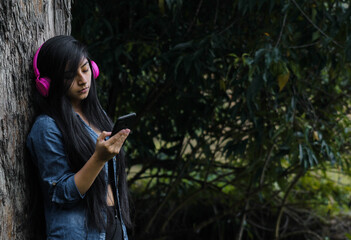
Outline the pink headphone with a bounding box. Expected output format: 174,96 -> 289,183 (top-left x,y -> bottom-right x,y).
33,44 -> 100,97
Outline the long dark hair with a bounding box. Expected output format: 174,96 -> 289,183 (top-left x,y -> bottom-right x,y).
34,35 -> 131,231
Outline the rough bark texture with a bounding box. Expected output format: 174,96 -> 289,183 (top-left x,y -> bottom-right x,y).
0,0 -> 71,239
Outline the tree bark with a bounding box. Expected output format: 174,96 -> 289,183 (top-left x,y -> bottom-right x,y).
0,0 -> 71,239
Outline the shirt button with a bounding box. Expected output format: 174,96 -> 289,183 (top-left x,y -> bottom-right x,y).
52,182 -> 57,186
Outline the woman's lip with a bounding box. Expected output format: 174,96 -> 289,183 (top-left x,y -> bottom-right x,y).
79,87 -> 89,93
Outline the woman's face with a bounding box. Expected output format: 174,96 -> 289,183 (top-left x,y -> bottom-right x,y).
66,57 -> 92,107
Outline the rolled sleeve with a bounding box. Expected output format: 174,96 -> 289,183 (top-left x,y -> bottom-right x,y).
27,115 -> 85,207
51,172 -> 85,204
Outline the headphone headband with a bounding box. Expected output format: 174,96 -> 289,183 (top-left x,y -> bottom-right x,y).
33,44 -> 43,80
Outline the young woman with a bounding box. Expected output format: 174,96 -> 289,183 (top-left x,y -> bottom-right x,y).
27,35 -> 131,240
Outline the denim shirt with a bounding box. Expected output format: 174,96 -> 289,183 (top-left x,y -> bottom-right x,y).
26,115 -> 128,240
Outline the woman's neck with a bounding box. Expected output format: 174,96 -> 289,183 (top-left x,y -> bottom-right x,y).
71,101 -> 83,114
72,103 -> 87,124
74,106 -> 102,135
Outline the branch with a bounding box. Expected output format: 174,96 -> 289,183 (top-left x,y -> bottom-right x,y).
187,0 -> 204,34
161,188 -> 204,232
288,41 -> 319,49
260,144 -> 275,186
137,79 -> 173,122
275,168 -> 304,240
194,210 -> 234,233
160,138 -> 222,231
275,12 -> 288,48
214,0 -> 219,25
236,177 -> 253,240
290,0 -> 344,48
280,230 -> 323,240
143,158 -> 192,233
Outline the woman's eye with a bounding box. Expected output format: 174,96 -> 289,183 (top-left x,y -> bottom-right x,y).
82,68 -> 89,73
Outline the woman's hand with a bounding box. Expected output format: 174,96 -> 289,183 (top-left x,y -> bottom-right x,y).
94,129 -> 130,162
74,129 -> 130,195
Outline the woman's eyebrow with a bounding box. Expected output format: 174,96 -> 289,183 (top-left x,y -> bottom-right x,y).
81,61 -> 89,67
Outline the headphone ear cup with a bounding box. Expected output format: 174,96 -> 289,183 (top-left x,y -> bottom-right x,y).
90,60 -> 99,79
36,77 -> 51,97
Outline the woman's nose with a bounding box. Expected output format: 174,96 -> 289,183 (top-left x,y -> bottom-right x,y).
77,71 -> 88,85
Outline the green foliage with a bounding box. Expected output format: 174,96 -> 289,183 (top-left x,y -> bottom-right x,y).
72,0 -> 351,239
296,168 -> 351,214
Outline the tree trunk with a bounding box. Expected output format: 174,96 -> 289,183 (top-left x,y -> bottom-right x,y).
0,0 -> 71,239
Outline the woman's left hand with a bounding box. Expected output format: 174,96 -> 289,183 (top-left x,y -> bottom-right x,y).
94,129 -> 130,163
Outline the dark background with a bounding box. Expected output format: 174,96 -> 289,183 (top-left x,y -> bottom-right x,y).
71,1 -> 351,239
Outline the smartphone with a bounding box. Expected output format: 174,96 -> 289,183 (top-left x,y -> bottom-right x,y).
111,112 -> 136,136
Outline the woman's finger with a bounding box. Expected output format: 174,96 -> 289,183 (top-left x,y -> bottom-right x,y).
97,131 -> 111,143
107,129 -> 130,146
114,132 -> 129,149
